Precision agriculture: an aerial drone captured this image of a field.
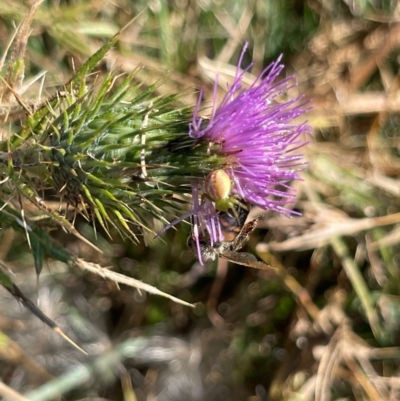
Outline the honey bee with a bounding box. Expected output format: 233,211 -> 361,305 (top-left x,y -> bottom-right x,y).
189,202 -> 275,271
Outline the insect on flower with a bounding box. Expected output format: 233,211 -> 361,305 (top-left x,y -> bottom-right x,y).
203,169 -> 247,218
184,44 -> 312,261
158,43 -> 311,265
188,201 -> 276,271
189,44 -> 311,216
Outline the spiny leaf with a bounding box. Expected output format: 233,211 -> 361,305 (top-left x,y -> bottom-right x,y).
7,31 -> 120,148
0,263 -> 87,355
31,232 -> 44,277
16,183 -> 102,254
68,32 -> 120,89
0,266 -> 13,288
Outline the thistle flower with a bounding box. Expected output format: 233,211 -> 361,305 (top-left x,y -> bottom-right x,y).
188,44 -> 312,261
1,34 -> 310,269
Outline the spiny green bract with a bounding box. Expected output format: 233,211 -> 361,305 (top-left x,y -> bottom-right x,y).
3,73 -> 221,243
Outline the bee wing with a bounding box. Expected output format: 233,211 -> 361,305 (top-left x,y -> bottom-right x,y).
220,250 -> 278,273
232,217 -> 259,251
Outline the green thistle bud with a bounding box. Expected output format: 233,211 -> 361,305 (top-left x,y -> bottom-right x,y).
1,72 -> 225,242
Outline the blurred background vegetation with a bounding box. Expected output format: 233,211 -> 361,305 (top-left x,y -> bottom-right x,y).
1,1 -> 400,400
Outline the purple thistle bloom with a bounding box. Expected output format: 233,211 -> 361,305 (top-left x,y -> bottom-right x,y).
158,44 -> 311,264
189,44 -> 312,262
190,44 -> 311,215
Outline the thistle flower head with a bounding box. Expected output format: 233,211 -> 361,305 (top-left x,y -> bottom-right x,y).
191,44 -> 311,213
188,44 -> 312,261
